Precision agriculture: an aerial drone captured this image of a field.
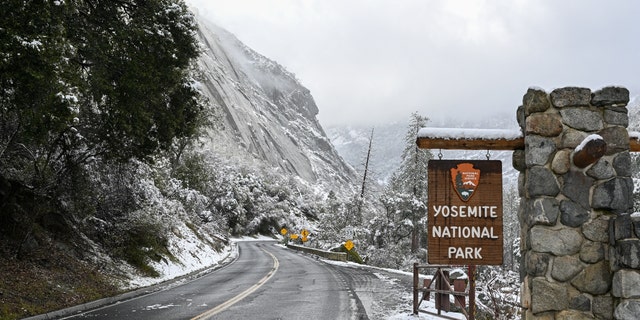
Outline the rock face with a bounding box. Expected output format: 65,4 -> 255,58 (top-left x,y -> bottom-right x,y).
194,17 -> 356,188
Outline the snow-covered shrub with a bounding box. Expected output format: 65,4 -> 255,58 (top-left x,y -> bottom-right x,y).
365,245 -> 406,269
475,266 -> 522,319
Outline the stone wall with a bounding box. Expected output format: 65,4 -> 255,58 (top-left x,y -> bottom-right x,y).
514,86 -> 640,319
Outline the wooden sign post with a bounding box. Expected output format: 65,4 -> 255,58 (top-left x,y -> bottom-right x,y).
428,160 -> 503,265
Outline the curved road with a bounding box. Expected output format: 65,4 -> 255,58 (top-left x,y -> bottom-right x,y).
64,241 -> 368,320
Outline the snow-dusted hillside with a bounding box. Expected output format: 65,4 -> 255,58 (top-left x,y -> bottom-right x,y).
326,123 -> 405,185
328,93 -> 639,188
194,17 -> 356,190
327,116 -> 521,187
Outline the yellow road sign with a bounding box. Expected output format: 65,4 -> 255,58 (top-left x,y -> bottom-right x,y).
280,228 -> 288,235
344,240 -> 354,251
291,234 -> 299,240
301,229 -> 310,237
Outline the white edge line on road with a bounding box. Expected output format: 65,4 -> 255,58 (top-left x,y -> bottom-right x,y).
191,248 -> 279,320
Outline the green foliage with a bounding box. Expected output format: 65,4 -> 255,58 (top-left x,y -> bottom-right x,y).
0,1 -> 78,190
1,0 -> 205,193
173,152 -> 213,192
0,0 -> 206,277
114,222 -> 172,278
0,0 -> 368,315
64,0 -> 204,161
0,1 -> 72,139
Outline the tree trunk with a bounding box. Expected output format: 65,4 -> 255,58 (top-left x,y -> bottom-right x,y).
356,128 -> 374,222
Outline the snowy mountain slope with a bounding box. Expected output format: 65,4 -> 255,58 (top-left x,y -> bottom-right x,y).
330,94 -> 640,189
327,123 -> 405,185
327,117 -> 521,187
194,16 -> 356,189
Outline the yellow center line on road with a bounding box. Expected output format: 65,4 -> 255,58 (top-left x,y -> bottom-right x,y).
191,248 -> 279,320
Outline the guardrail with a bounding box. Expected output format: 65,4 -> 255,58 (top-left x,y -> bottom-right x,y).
286,244 -> 347,262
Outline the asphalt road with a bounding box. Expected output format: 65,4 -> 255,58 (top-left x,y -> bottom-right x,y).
63,241 -> 368,320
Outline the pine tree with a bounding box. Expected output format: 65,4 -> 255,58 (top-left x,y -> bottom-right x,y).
387,112 -> 433,253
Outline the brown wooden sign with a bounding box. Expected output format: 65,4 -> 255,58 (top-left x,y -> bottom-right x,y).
427,160 -> 503,265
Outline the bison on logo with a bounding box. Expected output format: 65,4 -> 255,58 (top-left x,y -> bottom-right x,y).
450,163 -> 480,202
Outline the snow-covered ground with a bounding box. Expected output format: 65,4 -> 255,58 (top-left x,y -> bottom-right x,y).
122,223 -> 239,289
324,260 -> 467,320
125,235 -> 279,289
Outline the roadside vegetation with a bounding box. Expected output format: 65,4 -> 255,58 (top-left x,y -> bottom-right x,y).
0,249 -> 120,320
0,1 -> 204,318
2,1 -> 531,320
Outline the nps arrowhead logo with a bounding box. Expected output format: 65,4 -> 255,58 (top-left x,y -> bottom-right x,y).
450,163 -> 480,202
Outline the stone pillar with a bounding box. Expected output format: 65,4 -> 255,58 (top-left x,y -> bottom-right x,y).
514,86 -> 638,319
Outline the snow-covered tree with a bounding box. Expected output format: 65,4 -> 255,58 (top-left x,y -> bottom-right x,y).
0,0 -> 208,273
316,191 -> 351,246
0,0 -> 204,192
387,112 -> 432,253
358,112 -> 433,269
502,186 -> 521,271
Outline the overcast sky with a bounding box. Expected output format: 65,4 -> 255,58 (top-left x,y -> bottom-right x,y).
186,0 -> 640,127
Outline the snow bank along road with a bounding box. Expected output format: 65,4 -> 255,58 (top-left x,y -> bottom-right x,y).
61,241 -> 376,320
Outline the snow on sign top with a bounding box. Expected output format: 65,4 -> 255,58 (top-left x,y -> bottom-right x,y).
417,127 -> 522,140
